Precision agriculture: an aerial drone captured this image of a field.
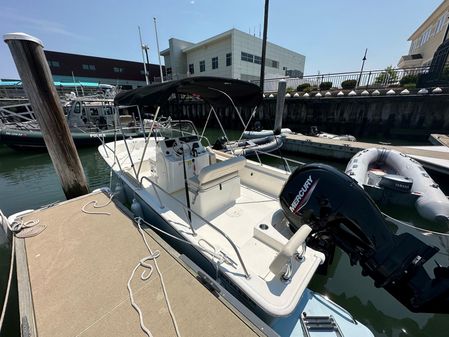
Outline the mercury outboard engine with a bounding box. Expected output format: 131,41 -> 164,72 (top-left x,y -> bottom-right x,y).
279,163 -> 449,314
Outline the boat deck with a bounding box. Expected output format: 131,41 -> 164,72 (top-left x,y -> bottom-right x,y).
13,191 -> 266,337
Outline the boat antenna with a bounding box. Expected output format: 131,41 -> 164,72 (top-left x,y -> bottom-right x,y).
153,17 -> 164,83
138,26 -> 149,85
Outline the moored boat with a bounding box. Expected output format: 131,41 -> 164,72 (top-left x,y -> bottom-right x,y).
212,134 -> 284,156
0,97 -> 160,150
345,147 -> 449,225
99,76 -> 375,337
242,128 -> 293,139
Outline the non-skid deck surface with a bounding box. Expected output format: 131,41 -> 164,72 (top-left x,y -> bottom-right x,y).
19,191 -> 260,337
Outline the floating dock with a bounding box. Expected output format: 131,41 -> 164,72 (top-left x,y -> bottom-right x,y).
13,190 -> 271,337
429,134 -> 449,147
284,134 -> 449,174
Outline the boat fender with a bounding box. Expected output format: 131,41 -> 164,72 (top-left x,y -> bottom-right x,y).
114,182 -> 127,204
131,198 -> 144,218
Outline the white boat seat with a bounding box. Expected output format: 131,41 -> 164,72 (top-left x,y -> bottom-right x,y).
189,156 -> 246,191
188,156 -> 246,218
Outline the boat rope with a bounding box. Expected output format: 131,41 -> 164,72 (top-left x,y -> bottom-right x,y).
81,196 -> 182,337
0,237 -> 14,334
81,193 -> 116,216
0,211 -> 14,334
130,218 -> 182,337
8,218 -> 46,239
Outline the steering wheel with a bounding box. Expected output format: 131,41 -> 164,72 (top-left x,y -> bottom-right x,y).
172,141 -> 192,157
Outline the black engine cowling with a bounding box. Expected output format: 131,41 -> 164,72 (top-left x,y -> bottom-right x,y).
279,163 -> 449,314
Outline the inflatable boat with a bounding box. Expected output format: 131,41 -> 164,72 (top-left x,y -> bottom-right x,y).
242,128 -> 293,139
310,126 -> 356,141
345,148 -> 449,225
212,134 -> 284,156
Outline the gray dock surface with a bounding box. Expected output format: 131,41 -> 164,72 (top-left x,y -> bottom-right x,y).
284,133 -> 449,173
14,191 -> 264,337
429,134 -> 449,147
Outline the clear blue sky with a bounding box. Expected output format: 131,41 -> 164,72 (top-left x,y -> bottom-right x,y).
0,0 -> 443,79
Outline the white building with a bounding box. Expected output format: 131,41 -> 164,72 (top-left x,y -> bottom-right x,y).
398,0 -> 449,68
160,29 -> 305,82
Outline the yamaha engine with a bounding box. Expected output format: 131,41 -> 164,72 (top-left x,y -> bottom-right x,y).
279,163 -> 449,314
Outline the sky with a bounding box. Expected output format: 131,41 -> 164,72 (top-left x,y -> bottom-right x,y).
0,0 -> 444,79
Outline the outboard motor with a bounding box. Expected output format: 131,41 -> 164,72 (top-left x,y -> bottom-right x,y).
279,163 -> 449,314
212,136 -> 227,151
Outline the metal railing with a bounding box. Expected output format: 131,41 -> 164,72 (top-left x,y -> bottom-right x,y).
252,149 -> 305,173
254,66 -> 430,92
139,175 -> 250,279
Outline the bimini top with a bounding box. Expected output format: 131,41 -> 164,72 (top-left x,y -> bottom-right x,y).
114,76 -> 262,107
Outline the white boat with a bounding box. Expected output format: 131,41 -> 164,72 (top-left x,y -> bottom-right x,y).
242,128 -> 293,139
99,77 -> 374,337
212,134 -> 285,156
310,126 -> 356,141
345,147 -> 449,225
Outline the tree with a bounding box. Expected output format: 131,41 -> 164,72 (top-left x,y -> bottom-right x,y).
375,66 -> 398,84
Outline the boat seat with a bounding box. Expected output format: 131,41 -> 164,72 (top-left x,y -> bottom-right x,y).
188,156 -> 246,218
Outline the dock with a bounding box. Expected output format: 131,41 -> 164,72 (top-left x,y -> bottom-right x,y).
429,134 -> 449,147
284,133 -> 449,174
13,190 -> 271,337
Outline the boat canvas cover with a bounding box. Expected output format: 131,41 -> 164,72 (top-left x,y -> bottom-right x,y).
114,76 -> 262,107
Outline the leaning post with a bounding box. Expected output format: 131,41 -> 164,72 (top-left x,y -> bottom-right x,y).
274,79 -> 286,135
4,33 -> 89,199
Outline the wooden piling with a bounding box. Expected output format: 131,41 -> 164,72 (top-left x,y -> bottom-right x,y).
274,79 -> 286,134
4,33 -> 89,199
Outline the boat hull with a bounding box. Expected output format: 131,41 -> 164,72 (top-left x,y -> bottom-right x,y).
0,128 -> 150,150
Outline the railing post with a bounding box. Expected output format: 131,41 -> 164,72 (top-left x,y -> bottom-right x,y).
4,32 -> 89,199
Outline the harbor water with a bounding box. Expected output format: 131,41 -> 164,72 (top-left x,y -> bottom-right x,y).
1,130 -> 448,337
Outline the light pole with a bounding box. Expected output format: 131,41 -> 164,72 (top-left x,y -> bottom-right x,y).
259,0 -> 269,93
357,48 -> 368,88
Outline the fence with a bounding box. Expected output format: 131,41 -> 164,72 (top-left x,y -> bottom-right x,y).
255,66 -> 430,92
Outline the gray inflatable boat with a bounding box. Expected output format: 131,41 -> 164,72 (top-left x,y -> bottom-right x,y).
345,148 -> 449,225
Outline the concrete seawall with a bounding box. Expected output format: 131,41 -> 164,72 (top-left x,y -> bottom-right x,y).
166,94 -> 449,141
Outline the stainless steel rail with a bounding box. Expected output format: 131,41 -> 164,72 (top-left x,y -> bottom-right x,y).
139,175 -> 251,279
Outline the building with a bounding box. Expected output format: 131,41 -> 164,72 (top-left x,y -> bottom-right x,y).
43,51 -> 164,89
160,29 -> 305,82
398,0 -> 449,68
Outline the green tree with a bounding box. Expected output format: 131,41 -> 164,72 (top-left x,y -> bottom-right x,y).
375,66 -> 398,84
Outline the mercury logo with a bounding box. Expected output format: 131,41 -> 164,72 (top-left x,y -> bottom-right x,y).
289,175 -> 319,214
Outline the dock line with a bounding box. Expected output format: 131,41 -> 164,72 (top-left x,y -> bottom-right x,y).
129,218 -> 182,337
0,211 -> 14,334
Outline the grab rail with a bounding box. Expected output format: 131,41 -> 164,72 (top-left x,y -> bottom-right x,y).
252,149 -> 305,173
139,175 -> 250,279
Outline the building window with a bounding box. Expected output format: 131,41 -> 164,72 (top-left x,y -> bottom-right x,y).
241,52 -> 253,62
212,57 -> 218,69
226,53 -> 232,66
270,60 -> 279,69
113,67 -> 124,73
189,63 -> 194,74
48,60 -> 60,68
199,60 -> 205,72
254,56 -> 261,65
82,64 -> 96,71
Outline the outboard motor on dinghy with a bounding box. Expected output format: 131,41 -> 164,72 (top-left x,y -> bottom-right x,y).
279,163 -> 449,314
212,136 -> 227,151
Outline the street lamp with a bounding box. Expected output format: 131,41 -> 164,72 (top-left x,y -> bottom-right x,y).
357,48 -> 368,88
